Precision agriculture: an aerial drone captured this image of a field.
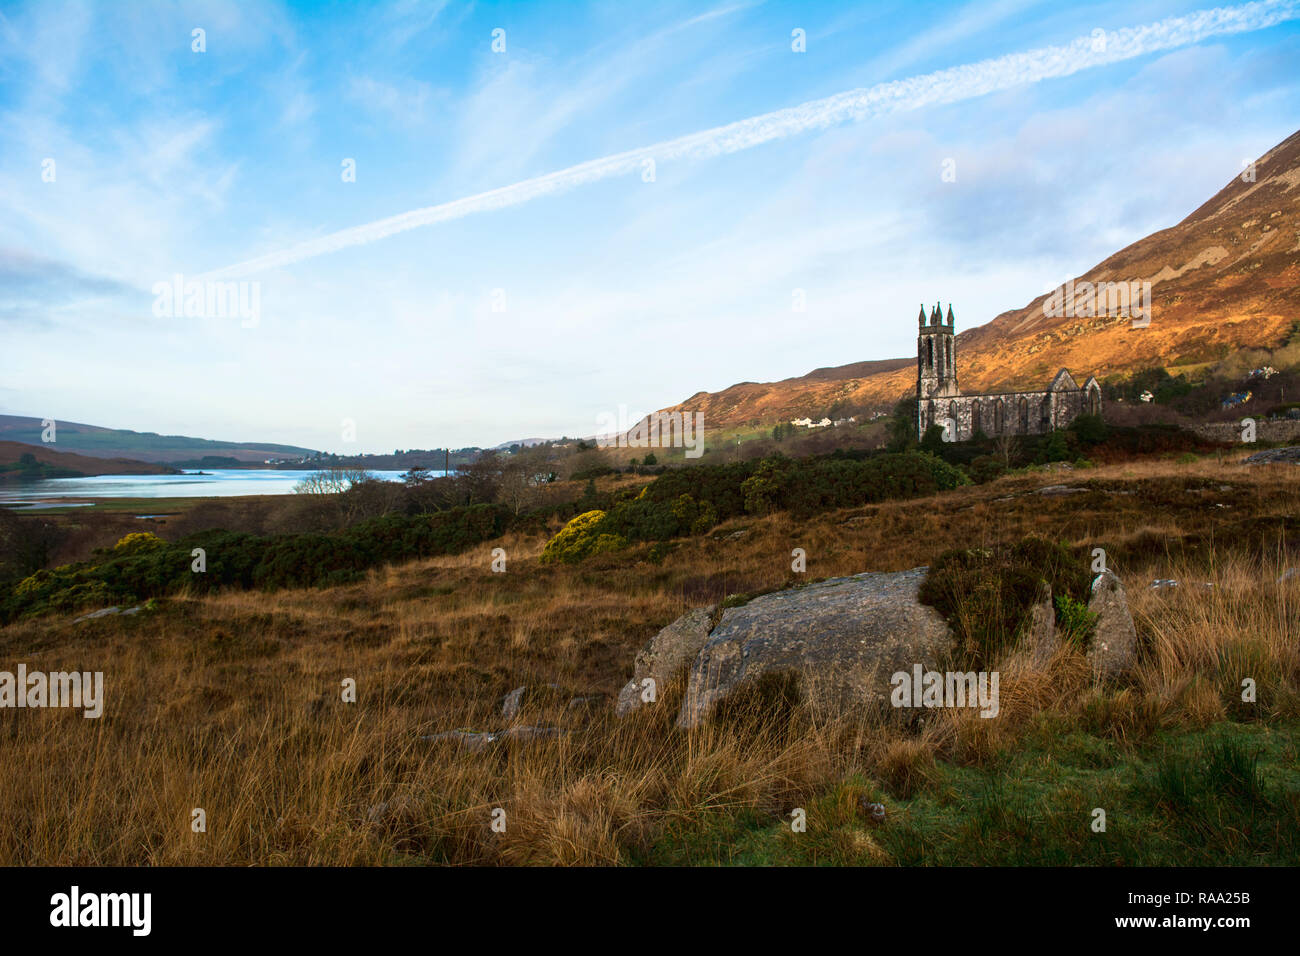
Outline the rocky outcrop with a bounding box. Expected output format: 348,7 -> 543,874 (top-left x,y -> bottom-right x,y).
1243,445 -> 1300,465
1085,571 -> 1138,679
675,569 -> 953,728
616,605 -> 717,716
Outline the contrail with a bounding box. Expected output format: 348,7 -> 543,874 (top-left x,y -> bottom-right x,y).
198,0 -> 1300,280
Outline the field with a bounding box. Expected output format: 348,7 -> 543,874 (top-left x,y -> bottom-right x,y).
2,455 -> 1299,865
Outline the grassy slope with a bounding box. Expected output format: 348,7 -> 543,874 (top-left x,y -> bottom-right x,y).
2,455 -> 1298,865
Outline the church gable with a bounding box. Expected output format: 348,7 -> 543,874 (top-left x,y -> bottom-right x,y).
1047,368 -> 1079,392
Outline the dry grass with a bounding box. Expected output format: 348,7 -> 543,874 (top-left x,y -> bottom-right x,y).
2,458 -> 1299,864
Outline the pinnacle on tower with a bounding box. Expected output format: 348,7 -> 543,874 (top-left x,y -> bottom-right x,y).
918,304 -> 927,327
946,303 -> 955,327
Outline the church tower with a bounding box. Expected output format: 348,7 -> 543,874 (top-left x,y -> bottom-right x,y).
917,302 -> 959,400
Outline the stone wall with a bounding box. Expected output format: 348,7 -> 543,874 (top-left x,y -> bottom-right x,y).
1189,419 -> 1300,444
920,390 -> 1056,441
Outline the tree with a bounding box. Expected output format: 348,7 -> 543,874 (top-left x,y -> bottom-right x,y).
294,466 -> 372,495
498,446 -> 554,516
920,424 -> 947,456
1040,429 -> 1071,463
0,509 -> 64,585
994,432 -> 1020,470
887,396 -> 920,452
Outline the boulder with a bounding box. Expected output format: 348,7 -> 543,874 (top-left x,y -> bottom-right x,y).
676,569 -> 953,728
1085,571 -> 1138,679
616,605 -> 716,716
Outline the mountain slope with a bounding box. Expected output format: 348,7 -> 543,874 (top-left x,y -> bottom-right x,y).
0,440 -> 174,479
660,128 -> 1300,430
0,416 -> 319,465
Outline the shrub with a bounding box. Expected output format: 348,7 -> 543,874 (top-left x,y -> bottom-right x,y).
539,511 -> 628,565
111,532 -> 168,556
919,537 -> 1093,669
1,505 -> 513,622
1054,593 -> 1099,647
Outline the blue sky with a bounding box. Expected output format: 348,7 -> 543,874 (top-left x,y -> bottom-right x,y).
2,0 -> 1299,453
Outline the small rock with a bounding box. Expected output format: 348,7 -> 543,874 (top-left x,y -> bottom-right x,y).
420,726 -> 567,751
499,683 -> 559,719
72,607 -> 121,623
1025,581 -> 1060,666
501,686 -> 526,720
861,800 -> 887,826
1038,485 -> 1086,496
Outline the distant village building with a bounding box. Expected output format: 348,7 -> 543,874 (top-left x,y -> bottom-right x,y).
916,303 -> 1101,441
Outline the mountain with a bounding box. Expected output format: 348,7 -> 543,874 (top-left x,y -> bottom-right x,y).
658,127 -> 1300,430
0,440 -> 175,479
0,416 -> 318,465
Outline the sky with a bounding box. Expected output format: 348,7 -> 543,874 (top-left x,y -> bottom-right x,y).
2,0 -> 1299,454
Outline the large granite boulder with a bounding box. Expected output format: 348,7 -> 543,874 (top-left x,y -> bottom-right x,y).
616,605 -> 717,716
1085,570 -> 1138,679
675,569 -> 954,728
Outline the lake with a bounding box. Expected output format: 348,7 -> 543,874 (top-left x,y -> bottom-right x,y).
0,469 -> 442,507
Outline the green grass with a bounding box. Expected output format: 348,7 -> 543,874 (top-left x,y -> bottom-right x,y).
632,720 -> 1300,866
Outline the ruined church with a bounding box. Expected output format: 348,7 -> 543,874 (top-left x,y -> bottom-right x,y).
916,303 -> 1100,441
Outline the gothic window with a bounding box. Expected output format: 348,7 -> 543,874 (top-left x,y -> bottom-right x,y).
1087,386 -> 1100,415
927,338 -> 934,370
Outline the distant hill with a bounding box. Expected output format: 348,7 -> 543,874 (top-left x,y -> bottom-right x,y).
0,440 -> 175,480
655,127 -> 1300,430
0,416 -> 318,465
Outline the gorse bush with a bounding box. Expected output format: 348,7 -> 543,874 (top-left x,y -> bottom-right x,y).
110,532 -> 168,556
538,511 -> 627,565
